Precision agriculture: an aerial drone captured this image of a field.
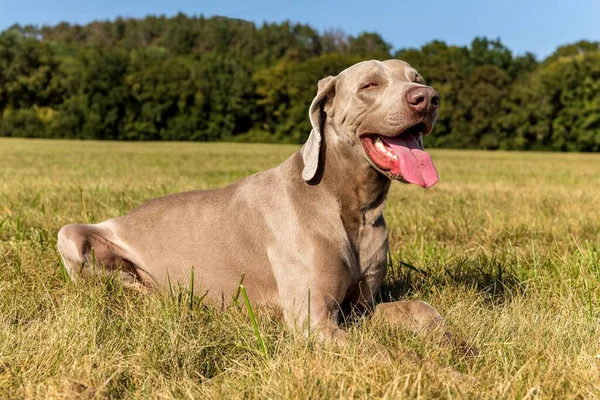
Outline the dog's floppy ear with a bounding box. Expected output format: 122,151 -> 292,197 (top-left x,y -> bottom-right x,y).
302,76 -> 337,181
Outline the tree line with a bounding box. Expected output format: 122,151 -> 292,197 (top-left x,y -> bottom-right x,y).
0,14 -> 599,151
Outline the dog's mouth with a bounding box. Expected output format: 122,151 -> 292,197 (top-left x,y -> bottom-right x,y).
360,123 -> 439,188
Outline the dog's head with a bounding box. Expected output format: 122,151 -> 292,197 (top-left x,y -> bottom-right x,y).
302,59 -> 440,188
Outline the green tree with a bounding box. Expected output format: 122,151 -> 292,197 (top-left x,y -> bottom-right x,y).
196,52 -> 258,140
0,28 -> 62,137
254,53 -> 362,142
348,32 -> 391,58
0,14 -> 598,150
49,47 -> 129,139
124,52 -> 206,140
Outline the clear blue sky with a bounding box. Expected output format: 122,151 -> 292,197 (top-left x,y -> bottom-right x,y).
1,0 -> 598,59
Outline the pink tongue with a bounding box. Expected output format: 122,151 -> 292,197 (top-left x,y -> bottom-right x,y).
382,135 -> 439,188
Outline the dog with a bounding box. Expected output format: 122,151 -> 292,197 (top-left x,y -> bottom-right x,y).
58,59 -> 447,342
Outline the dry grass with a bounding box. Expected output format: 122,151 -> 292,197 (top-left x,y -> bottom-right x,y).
0,138 -> 599,399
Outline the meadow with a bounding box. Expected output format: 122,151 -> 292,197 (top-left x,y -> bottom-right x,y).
0,138 -> 599,399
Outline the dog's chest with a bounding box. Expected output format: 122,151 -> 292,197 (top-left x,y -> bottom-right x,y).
343,205 -> 388,281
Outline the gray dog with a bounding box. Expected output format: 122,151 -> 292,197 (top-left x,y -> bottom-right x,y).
58,59 -> 448,342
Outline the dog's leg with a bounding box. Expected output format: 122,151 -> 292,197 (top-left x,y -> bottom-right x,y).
57,223 -> 155,290
277,288 -> 348,343
373,300 -> 479,357
373,300 -> 449,339
277,289 -> 398,361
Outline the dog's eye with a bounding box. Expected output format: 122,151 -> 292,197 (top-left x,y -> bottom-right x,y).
415,75 -> 425,84
360,83 -> 379,90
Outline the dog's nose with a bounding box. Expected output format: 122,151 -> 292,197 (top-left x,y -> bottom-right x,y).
406,86 -> 440,113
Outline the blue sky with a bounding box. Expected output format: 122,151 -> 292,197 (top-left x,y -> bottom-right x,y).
1,0 -> 598,59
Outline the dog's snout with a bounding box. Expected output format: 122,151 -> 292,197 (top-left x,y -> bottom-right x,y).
406,87 -> 440,113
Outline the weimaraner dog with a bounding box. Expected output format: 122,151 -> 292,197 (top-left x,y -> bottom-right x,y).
58,59 -> 449,343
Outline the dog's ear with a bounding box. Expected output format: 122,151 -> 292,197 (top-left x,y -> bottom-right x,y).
302,76 -> 337,182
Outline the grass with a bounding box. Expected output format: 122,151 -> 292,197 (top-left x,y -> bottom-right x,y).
0,138 -> 599,399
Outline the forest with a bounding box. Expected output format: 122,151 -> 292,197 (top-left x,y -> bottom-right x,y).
0,14 -> 599,150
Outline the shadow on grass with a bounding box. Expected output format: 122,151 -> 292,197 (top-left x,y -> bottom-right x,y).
380,252 -> 526,306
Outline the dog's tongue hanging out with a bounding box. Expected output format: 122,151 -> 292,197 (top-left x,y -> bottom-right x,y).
363,132 -> 439,188
381,134 -> 439,188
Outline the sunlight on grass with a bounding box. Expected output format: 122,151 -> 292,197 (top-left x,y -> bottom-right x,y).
0,138 -> 599,398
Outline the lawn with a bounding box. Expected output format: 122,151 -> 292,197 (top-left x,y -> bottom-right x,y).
0,138 -> 599,398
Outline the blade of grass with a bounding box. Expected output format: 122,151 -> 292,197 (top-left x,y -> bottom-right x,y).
239,285 -> 268,357
57,252 -> 70,283
91,247 -> 96,276
81,191 -> 89,224
189,266 -> 194,309
307,287 -> 311,339
232,272 -> 246,307
167,271 -> 174,300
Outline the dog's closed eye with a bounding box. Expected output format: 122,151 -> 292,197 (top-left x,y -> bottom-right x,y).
360,83 -> 380,90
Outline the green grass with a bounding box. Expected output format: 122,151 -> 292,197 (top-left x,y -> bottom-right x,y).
0,138 -> 599,399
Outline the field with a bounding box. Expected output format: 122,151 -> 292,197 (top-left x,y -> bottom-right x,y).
0,138 -> 599,399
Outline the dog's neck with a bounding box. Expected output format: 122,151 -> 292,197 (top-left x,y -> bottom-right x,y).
317,130 -> 391,241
